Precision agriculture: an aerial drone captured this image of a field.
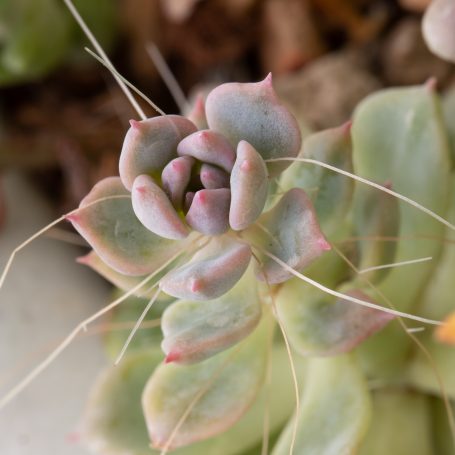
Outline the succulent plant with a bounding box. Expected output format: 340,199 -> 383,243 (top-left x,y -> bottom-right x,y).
59,66 -> 455,455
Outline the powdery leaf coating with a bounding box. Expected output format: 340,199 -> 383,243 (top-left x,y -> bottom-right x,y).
161,265 -> 261,364
119,115 -> 197,191
161,156 -> 195,209
68,177 -> 181,276
423,0 -> 455,63
132,174 -> 189,240
142,317 -> 269,450
249,188 -> 330,284
160,237 -> 252,301
186,93 -> 208,130
205,74 -> 301,177
229,141 -> 269,231
276,280 -> 395,356
177,130 -> 236,173
200,164 -> 230,190
185,188 -> 231,235
272,355 -> 371,455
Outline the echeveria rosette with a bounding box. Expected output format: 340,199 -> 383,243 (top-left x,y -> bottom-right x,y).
70,74 -> 337,450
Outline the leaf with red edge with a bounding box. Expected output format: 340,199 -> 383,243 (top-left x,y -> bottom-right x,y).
276,278 -> 395,356
160,236 -> 251,300
205,74 -> 301,177
246,188 -> 330,284
142,313 -> 270,450
161,264 -> 261,364
68,177 -> 185,276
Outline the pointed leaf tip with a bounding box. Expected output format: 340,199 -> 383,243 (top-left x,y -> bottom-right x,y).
205,78 -> 301,177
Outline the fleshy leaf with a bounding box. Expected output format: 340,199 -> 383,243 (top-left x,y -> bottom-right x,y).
272,355 -> 371,455
82,345 -> 301,455
177,130 -> 236,173
68,177 -> 182,276
82,350 -> 163,455
422,0 -> 455,63
185,188 -> 231,235
119,115 -> 197,191
205,74 -> 302,177
352,84 -> 451,379
280,122 -> 354,237
142,315 -> 269,450
161,264 -> 261,364
246,188 -> 330,284
443,87 -> 455,164
161,156 -> 195,209
276,279 -> 394,356
358,390 -> 433,455
200,164 -> 230,189
352,182 -> 399,283
132,174 -> 190,240
229,140 -> 269,231
160,237 -> 251,300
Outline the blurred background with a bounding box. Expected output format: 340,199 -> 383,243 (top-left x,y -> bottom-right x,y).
0,0 -> 454,453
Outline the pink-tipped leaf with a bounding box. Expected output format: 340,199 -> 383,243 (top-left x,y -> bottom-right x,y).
229,140 -> 269,231
161,156 -> 195,209
205,74 -> 301,177
200,163 -> 230,189
160,237 -> 252,300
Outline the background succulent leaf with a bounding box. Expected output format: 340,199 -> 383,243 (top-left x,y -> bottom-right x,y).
205,75 -> 301,177
358,390 -> 433,455
431,398 -> 455,455
69,177 -> 185,276
161,237 -> 251,301
276,279 -> 394,356
142,315 -> 270,450
119,116 -> 197,191
161,264 -> 261,364
247,188 -> 330,284
443,87 -> 455,165
272,355 -> 370,455
351,84 -> 451,380
352,182 -> 400,284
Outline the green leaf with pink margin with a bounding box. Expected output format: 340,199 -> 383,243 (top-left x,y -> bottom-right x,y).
160,237 -> 251,300
205,74 -> 301,177
161,264 -> 261,364
142,313 -> 270,450
280,122 -> 354,237
119,115 -> 197,191
272,355 -> 371,455
132,174 -> 190,240
352,182 -> 399,284
229,141 -> 269,231
68,177 -> 185,276
275,278 -> 394,356
358,390 -> 433,455
185,188 -> 231,235
245,188 -> 330,284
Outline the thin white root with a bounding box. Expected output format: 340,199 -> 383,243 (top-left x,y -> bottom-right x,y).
0,195 -> 130,293
62,0 -> 147,120
358,256 -> 433,274
85,48 -> 166,117
266,157 -> 455,233
146,43 -> 189,113
406,327 -> 426,333
114,286 -> 161,365
255,246 -> 442,326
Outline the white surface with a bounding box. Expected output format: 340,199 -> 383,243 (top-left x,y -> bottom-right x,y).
0,173 -> 111,454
